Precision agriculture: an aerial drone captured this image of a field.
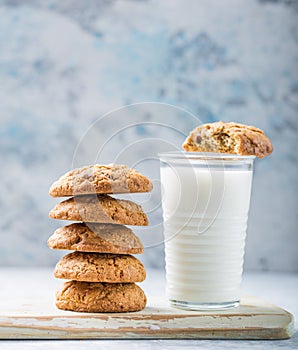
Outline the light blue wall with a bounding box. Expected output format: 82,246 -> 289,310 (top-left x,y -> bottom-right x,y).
0,0 -> 297,271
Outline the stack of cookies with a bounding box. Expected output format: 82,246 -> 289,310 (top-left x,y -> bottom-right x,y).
48,164 -> 152,313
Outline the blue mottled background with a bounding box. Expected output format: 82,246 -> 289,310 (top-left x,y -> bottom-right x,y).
0,0 -> 297,271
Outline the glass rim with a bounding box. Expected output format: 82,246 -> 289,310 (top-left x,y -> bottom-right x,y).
158,151 -> 256,162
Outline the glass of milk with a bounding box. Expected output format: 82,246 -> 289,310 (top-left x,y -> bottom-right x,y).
159,152 -> 255,310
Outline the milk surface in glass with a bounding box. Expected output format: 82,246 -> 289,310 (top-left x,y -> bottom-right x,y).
159,152 -> 255,310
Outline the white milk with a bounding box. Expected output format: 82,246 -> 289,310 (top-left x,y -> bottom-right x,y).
160,153 -> 254,308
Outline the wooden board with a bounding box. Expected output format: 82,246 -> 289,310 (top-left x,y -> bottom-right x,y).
0,296 -> 294,340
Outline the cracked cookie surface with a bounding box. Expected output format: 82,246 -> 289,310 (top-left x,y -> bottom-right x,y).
54,251 -> 146,283
56,280 -> 147,313
183,121 -> 273,158
49,194 -> 148,226
49,164 -> 153,197
48,223 -> 144,254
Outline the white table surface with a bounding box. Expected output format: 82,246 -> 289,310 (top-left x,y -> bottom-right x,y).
0,267 -> 297,349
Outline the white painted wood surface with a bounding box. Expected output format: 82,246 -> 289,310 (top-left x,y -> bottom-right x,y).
0,295 -> 294,339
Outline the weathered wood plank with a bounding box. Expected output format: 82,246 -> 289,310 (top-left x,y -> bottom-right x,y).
0,296 -> 294,339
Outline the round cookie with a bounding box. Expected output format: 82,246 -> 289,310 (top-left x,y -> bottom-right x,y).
49,164 -> 153,197
54,251 -> 146,283
56,281 -> 147,313
48,223 -> 144,254
183,121 -> 273,158
49,194 -> 148,226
